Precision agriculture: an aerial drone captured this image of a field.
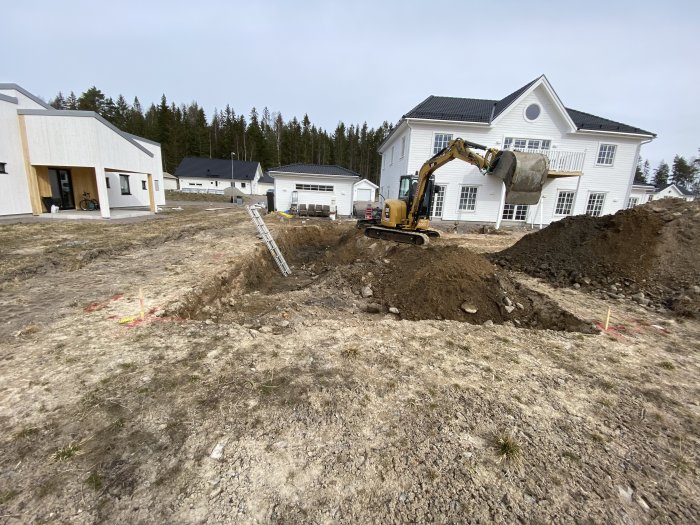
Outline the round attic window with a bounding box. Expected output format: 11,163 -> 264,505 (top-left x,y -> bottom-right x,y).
525,103 -> 541,121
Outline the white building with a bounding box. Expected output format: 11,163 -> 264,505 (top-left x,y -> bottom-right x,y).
174,157 -> 263,195
353,178 -> 378,203
653,183 -> 696,202
0,84 -> 165,218
163,172 -> 179,190
269,164 -> 359,216
257,173 -> 274,194
627,184 -> 656,207
378,75 -> 656,227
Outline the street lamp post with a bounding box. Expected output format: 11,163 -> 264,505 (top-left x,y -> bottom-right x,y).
231,152 -> 235,188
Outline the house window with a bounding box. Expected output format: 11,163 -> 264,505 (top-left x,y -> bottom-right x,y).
242,182 -> 246,188
626,197 -> 639,208
458,186 -> 478,211
215,181 -> 219,187
141,180 -> 147,190
155,180 -> 159,191
433,133 -> 453,155
504,137 -> 551,151
554,190 -> 575,215
105,177 -> 110,189
120,174 -> 131,195
0,162 -> 7,174
391,146 -> 394,166
525,103 -> 541,121
401,136 -> 406,158
596,144 -> 617,165
586,192 -> 606,216
295,183 -> 334,192
502,204 -> 528,221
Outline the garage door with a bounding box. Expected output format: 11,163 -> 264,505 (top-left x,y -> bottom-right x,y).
356,188 -> 373,201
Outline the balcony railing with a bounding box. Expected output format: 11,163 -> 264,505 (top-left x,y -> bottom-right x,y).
511,148 -> 585,173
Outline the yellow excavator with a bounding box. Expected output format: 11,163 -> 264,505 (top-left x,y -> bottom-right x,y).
361,138 -> 550,245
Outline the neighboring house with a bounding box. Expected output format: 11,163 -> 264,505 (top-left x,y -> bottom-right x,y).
163,171 -> 179,190
0,84 -> 165,218
378,75 -> 656,227
268,164 -> 360,215
257,173 -> 274,194
353,178 -> 378,202
627,183 -> 656,207
654,183 -> 696,202
174,157 -> 263,195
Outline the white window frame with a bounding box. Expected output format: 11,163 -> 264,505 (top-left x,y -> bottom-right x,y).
626,196 -> 639,208
295,183 -> 334,192
596,144 -> 617,166
503,137 -> 551,151
457,185 -> 478,212
400,136 -> 406,158
586,192 -> 606,216
502,203 -> 528,221
554,190 -> 575,216
433,133 -> 453,155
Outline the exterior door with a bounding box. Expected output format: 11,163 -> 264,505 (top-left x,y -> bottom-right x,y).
48,168 -> 75,209
431,185 -> 445,219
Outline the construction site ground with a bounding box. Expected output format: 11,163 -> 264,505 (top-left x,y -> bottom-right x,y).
0,204 -> 698,524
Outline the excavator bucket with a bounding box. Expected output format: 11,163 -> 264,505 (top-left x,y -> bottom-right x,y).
489,150 -> 550,205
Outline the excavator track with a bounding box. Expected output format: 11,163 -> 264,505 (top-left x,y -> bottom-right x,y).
363,226 -> 432,245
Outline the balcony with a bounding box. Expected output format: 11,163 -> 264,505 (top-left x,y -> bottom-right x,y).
511,147 -> 585,177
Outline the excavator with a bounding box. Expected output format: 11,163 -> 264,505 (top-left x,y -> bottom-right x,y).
360,138 -> 550,245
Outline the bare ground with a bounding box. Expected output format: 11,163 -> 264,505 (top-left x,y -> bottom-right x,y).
0,208 -> 698,524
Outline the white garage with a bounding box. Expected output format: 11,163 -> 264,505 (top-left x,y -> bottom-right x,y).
353,178 -> 378,202
269,164 -> 360,216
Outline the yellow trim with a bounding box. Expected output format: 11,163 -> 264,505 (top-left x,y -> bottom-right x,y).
18,115 -> 42,215
147,174 -> 156,212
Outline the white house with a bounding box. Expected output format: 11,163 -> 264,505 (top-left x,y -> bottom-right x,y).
0,84 -> 165,218
653,183 -> 696,202
378,75 -> 656,227
269,164 -> 359,216
353,178 -> 378,203
627,184 -> 656,207
174,157 -> 263,195
163,172 -> 179,190
257,173 -> 274,194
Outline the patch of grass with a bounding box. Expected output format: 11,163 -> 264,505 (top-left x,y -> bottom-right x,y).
341,347 -> 359,359
657,361 -> 675,370
51,442 -> 81,462
491,431 -> 522,464
14,426 -> 40,440
589,433 -> 606,444
118,362 -> 136,370
0,490 -> 19,504
85,471 -> 103,491
562,450 -> 581,462
595,379 -> 615,392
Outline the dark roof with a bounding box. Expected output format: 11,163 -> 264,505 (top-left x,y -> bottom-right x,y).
401,77 -> 655,136
174,157 -> 259,180
259,173 -> 274,184
658,184 -> 697,196
268,164 -> 360,177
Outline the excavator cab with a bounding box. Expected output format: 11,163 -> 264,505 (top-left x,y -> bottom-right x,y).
398,175 -> 434,220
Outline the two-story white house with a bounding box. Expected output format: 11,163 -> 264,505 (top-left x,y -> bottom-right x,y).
378,75 -> 656,227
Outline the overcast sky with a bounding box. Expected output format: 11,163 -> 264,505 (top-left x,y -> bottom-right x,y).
5,0 -> 698,168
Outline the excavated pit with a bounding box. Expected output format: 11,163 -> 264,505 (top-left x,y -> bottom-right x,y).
180,223 -> 596,333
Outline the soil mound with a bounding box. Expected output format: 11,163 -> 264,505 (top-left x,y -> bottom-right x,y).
207,224 -> 596,333
492,199 -> 700,317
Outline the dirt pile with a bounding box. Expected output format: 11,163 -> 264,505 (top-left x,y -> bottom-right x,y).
198,223 -> 595,332
491,199 -> 700,317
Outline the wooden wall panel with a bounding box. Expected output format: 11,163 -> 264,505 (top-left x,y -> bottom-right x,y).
70,167 -> 98,209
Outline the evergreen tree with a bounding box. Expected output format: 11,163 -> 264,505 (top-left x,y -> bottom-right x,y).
670,155 -> 697,189
77,86 -> 107,114
50,91 -> 66,109
653,161 -> 670,188
634,157 -> 645,183
643,160 -> 650,183
66,91 -> 78,110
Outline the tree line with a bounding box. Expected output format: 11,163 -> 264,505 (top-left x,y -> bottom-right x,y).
634,153 -> 699,192
49,87 -> 392,182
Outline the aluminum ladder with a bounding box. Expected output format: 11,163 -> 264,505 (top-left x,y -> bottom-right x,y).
246,206 -> 291,276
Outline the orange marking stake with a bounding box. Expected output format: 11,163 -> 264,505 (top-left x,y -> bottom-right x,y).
604,306 -> 611,331
139,288 -> 145,321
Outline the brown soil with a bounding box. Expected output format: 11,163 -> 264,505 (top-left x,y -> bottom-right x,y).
492,199 -> 700,317
1,212 -> 698,524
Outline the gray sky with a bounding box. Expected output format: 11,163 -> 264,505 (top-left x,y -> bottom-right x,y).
5,0 -> 699,169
